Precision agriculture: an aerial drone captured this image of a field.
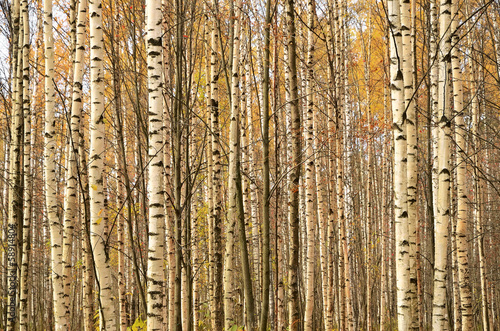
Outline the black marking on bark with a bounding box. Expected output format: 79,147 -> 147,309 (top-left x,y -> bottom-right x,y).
148,38 -> 162,46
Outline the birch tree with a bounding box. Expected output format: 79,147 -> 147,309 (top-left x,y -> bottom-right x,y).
303,0 -> 316,329
18,0 -> 30,327
333,0 -> 348,327
224,2 -> 240,317
226,0 -> 256,329
401,0 -> 418,326
430,0 -> 439,225
432,0 -> 452,328
209,0 -> 224,328
451,1 -> 473,328
259,0 -> 272,329
62,0 -> 87,323
389,0 -> 410,328
1,0 -> 500,328
89,0 -> 117,326
172,0 -> 184,328
146,0 -> 165,328
285,0 -> 301,329
43,0 -> 66,327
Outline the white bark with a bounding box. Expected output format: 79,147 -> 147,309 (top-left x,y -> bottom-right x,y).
432,0 -> 452,328
6,15 -> 21,331
325,2 -> 336,328
341,0 -> 354,327
363,13 -> 373,331
225,0 -> 243,327
146,0 -> 165,328
452,2 -> 472,328
389,0 -> 410,328
247,68 -> 261,304
379,60 -> 390,330
333,0 -> 347,327
2,136 -> 10,329
285,0 -> 301,328
471,64 -> 489,331
116,157 -> 127,331
80,123 -> 94,331
303,1 -> 316,329
164,8 -> 176,330
19,0 -> 31,327
401,0 -> 418,327
464,6 -> 488,327
210,1 -> 224,327
43,0 -> 66,327
89,0 -> 117,327
316,154 -> 330,331
430,0 -> 439,223
62,0 -> 87,323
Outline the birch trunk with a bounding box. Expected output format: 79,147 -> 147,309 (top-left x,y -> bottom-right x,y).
19,0 -> 30,326
316,155 -> 330,331
285,0 -> 301,329
464,7 -> 488,328
389,0 -> 410,328
192,190 -> 201,331
224,1 -> 240,318
239,29 -> 261,310
7,13 -> 21,305
6,3 -> 21,327
146,0 -> 165,328
472,67 -> 489,331
230,2 -> 256,329
173,0 -> 184,327
247,62 -> 261,307
116,154 -> 127,331
333,0 -> 347,327
43,0 -> 66,327
401,0 -> 418,327
239,19 -> 257,330
259,1 -> 272,330
430,0 -> 439,226
341,0 -> 354,328
452,2 -> 473,328
109,8 -> 128,329
432,0 -> 452,328
325,2 -> 336,327
452,219 -> 461,331
364,13 -> 373,331
80,125 -> 94,331
223,101 -> 236,327
379,59 -> 389,330
209,0 -> 224,327
303,0 -> 316,329
2,137 -> 10,329
411,1 -> 424,327
89,0 -> 117,326
164,9 -> 176,330
62,0 -> 87,323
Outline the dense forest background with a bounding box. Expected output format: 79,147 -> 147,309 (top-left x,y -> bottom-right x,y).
0,0 -> 499,329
